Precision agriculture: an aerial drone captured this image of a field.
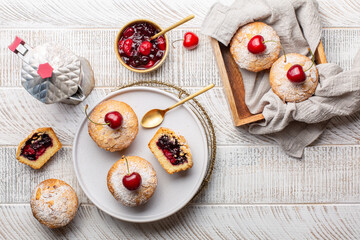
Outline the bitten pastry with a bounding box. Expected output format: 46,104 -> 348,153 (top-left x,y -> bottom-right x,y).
148,127 -> 192,174
30,179 -> 78,228
269,53 -> 319,103
230,22 -> 281,72
107,156 -> 157,207
88,100 -> 139,152
16,127 -> 62,169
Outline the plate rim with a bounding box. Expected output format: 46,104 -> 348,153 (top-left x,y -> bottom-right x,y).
72,86 -> 209,223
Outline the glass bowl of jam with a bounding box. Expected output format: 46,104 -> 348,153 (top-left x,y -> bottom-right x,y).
115,19 -> 169,73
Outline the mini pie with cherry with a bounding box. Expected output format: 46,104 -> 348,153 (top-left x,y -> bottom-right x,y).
107,156 -> 157,207
230,22 -> 281,72
87,100 -> 139,152
269,52 -> 319,103
148,127 -> 192,174
16,127 -> 62,169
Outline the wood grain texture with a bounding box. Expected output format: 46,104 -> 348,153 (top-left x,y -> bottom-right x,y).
2,145 -> 360,204
0,29 -> 219,87
0,0 -> 358,28
4,87 -> 360,147
2,28 -> 360,88
210,37 -> 265,126
1,0 -> 360,238
1,204 -> 360,239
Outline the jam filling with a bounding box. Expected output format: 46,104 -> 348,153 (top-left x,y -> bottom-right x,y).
21,133 -> 53,161
118,22 -> 166,69
156,135 -> 188,166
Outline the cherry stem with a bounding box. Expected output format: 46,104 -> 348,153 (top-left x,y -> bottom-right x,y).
85,104 -> 109,126
282,47 -> 287,63
303,47 -> 315,72
123,156 -> 130,176
262,40 -> 277,44
171,39 -> 184,48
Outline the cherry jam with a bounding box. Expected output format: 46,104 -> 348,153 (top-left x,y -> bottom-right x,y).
118,22 -> 166,70
21,133 -> 53,161
156,135 -> 188,166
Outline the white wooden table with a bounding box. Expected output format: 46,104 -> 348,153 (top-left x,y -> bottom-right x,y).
1,0 -> 360,239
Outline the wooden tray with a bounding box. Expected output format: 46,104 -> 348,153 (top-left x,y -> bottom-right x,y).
210,38 -> 327,126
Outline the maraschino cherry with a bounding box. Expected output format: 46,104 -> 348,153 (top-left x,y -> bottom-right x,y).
85,104 -> 123,129
286,48 -> 315,84
172,32 -> 199,50
287,64 -> 306,83
248,35 -> 266,54
122,156 -> 142,191
139,41 -> 152,56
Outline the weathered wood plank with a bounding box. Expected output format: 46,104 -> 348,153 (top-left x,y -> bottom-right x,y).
0,29 -> 219,87
0,0 -> 358,28
2,145 -> 360,204
0,88 -> 272,146
3,87 -> 360,146
2,28 -> 359,87
1,204 -> 360,239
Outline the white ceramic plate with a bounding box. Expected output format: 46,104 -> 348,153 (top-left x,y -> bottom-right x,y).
73,87 -> 208,223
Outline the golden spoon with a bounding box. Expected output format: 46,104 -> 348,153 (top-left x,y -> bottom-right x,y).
149,14 -> 195,40
141,84 -> 215,128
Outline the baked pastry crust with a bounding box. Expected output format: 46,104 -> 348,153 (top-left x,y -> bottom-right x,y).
230,22 -> 281,72
107,156 -> 157,207
88,100 -> 139,152
16,127 -> 62,169
270,53 -> 319,103
148,127 -> 192,174
30,179 -> 78,228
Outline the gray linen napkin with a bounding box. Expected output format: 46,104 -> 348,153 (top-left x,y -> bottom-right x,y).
201,0 -> 360,158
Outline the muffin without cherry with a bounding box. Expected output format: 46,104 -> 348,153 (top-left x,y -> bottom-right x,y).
16,127 -> 62,169
148,127 -> 192,174
30,179 -> 78,228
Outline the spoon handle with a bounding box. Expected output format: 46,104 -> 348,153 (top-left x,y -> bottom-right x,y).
167,84 -> 215,111
150,14 -> 195,40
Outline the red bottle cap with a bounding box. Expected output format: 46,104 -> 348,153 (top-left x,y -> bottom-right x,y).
37,63 -> 53,79
8,36 -> 24,53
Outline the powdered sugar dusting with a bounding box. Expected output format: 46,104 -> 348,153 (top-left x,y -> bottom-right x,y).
88,100 -> 139,152
30,179 -> 78,228
270,53 -> 319,102
230,22 -> 281,72
108,156 -> 157,207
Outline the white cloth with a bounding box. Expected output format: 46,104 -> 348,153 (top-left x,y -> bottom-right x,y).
201,0 -> 360,157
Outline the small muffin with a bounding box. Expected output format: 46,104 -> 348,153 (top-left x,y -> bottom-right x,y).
30,179 -> 78,228
148,128 -> 192,174
16,127 -> 62,169
270,53 -> 319,103
107,156 -> 157,207
230,22 -> 281,72
88,100 -> 139,152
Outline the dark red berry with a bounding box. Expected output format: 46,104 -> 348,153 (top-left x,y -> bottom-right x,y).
144,60 -> 155,68
104,111 -> 123,129
157,36 -> 166,50
118,40 -> 124,50
123,27 -> 135,38
183,32 -> 199,50
139,41 -> 152,55
248,35 -> 266,54
123,39 -> 133,57
287,64 -> 306,83
118,22 -> 166,69
122,172 -> 142,190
